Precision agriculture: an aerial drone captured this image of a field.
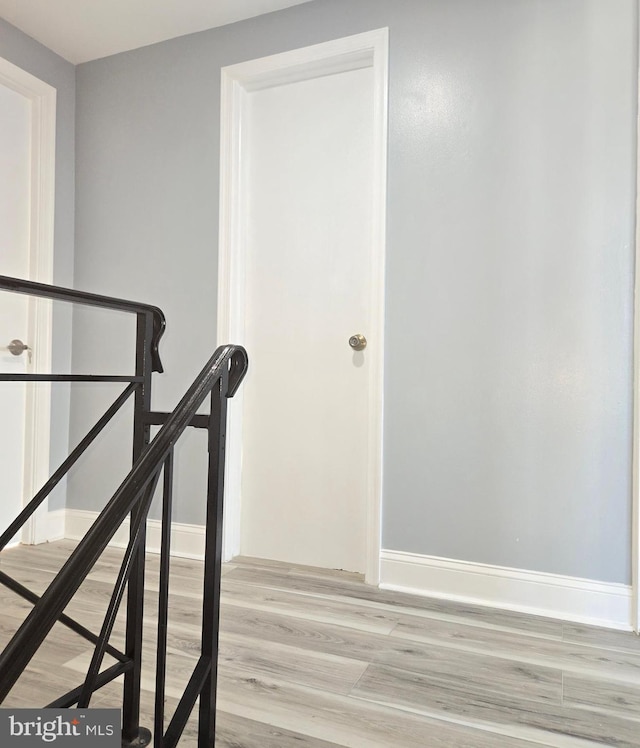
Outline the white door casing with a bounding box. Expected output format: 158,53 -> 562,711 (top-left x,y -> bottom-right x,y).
0,57 -> 56,546
217,29 -> 388,583
0,83 -> 30,546
634,7 -> 640,633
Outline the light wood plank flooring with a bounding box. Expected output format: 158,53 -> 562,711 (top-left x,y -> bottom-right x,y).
1,540 -> 640,746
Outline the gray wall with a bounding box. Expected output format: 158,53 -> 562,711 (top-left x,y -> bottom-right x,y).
72,0 -> 637,584
0,20 -> 75,510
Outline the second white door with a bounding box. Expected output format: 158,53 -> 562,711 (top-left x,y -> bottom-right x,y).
0,82 -> 31,544
238,63 -> 378,573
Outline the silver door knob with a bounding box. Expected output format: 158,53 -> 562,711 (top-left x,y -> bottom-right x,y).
348,334 -> 367,351
6,339 -> 29,356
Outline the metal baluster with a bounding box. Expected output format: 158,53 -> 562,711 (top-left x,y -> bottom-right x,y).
154,450 -> 174,748
198,365 -> 230,747
122,311 -> 154,748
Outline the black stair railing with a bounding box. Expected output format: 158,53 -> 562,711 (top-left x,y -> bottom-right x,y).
0,275 -> 248,748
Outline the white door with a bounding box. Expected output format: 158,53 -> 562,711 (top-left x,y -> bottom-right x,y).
0,82 -> 31,545
236,61 -> 381,573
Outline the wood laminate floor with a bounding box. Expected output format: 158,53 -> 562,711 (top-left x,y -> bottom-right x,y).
1,540 -> 639,746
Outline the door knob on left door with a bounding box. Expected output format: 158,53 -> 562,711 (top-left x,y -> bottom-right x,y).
348,334 -> 367,351
6,339 -> 29,356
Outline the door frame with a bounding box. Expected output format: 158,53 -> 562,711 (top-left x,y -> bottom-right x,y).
633,9 -> 640,632
0,57 -> 56,545
217,28 -> 389,583
634,18 -> 640,628
634,7 -> 640,630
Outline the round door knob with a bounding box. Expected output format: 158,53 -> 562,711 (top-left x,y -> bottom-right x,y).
349,334 -> 367,351
7,339 -> 29,356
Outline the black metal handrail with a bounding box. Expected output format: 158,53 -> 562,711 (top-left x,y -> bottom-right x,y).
0,343 -> 246,690
0,274 -> 166,372
0,275 -> 248,747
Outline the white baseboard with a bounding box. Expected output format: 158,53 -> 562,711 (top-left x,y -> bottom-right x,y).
380,549 -> 633,631
46,508 -> 67,542
48,514 -> 634,630
64,509 -> 206,560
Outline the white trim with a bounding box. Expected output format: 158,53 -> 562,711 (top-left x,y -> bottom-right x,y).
0,57 -> 56,545
64,509 -> 207,560
217,29 -> 389,584
632,7 -> 640,634
46,509 -> 66,542
62,511 -> 633,630
381,550 -> 633,631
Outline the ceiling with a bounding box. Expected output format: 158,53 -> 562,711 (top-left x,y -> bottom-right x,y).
0,0 -> 316,64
